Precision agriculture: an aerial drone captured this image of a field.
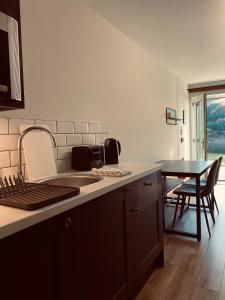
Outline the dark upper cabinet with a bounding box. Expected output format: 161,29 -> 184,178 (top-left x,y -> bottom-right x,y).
0,0 -> 24,110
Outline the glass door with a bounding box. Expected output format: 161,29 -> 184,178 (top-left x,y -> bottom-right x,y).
191,94 -> 206,160
190,91 -> 225,180
206,94 -> 225,165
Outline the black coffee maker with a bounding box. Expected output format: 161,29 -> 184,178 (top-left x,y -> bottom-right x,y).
104,138 -> 121,164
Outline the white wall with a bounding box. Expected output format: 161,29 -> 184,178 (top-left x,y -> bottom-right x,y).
0,0 -> 189,162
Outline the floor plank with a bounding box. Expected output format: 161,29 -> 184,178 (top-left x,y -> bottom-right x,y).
136,264 -> 195,300
219,269 -> 225,300
191,287 -> 219,300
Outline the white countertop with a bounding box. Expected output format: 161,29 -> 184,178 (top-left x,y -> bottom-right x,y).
0,163 -> 161,239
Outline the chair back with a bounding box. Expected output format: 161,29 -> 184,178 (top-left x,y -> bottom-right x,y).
215,156 -> 223,184
203,160 -> 219,196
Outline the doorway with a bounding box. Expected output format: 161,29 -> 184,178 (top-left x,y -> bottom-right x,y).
190,92 -> 225,180
190,93 -> 206,160
206,94 -> 225,164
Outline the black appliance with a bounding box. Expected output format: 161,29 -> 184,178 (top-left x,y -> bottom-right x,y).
104,138 -> 121,164
72,145 -> 104,171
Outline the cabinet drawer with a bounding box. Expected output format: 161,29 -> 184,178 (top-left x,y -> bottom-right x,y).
137,173 -> 157,200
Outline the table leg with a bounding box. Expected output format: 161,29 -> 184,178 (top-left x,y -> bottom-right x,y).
196,176 -> 201,241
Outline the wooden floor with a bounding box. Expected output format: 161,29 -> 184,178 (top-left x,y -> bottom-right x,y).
136,182 -> 225,300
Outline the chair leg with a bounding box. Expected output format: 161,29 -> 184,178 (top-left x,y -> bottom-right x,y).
201,197 -> 211,237
172,195 -> 180,228
206,196 -> 215,224
188,196 -> 191,206
212,191 -> 219,214
180,195 -> 186,218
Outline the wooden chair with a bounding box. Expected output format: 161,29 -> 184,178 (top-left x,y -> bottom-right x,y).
162,177 -> 184,230
184,156 -> 222,214
171,160 -> 219,236
211,156 -> 223,214
162,177 -> 183,203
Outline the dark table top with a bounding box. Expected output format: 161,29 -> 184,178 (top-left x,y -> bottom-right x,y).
158,160 -> 213,177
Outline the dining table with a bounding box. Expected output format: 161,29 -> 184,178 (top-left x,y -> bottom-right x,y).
159,160 -> 213,241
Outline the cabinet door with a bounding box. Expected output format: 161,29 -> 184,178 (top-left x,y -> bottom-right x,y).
57,205 -> 83,300
0,218 -> 58,300
126,171 -> 164,297
58,188 -> 128,300
81,188 -> 128,300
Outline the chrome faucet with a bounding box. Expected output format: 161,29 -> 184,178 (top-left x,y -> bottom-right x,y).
18,126 -> 57,178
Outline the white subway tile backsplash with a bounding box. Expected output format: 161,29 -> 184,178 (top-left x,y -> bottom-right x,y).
0,166 -> 24,177
35,120 -> 57,133
57,121 -> 74,133
89,123 -> 101,133
74,122 -> 89,133
99,123 -> 107,133
96,134 -> 107,144
67,134 -> 82,146
0,135 -> 19,151
82,134 -> 95,145
53,134 -> 67,147
0,151 -> 10,168
0,117 -> 107,176
9,119 -> 34,134
68,158 -> 73,170
58,146 -> 73,159
88,123 -> 107,133
56,159 -> 68,173
10,150 -> 25,166
0,118 -> 8,134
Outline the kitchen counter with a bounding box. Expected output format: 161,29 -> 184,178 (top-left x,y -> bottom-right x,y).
0,163 -> 161,239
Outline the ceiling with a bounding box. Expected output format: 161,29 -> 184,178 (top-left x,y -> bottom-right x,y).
82,0 -> 225,84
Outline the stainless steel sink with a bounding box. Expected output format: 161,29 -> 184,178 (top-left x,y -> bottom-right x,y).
39,174 -> 103,188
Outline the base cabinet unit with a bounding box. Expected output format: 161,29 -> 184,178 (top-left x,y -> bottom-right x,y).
0,217 -> 58,300
125,172 -> 164,299
0,170 -> 163,300
58,188 -> 128,300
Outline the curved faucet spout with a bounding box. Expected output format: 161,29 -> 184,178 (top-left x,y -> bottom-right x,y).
18,126 -> 57,178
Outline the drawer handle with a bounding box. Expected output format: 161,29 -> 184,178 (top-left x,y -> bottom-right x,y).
124,187 -> 135,193
131,208 -> 140,213
63,217 -> 72,229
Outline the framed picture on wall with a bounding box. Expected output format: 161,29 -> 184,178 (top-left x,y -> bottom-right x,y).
166,107 -> 177,125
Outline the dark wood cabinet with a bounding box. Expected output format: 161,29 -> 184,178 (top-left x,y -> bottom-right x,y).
79,189 -> 128,300
126,172 -> 164,298
60,189 -> 127,300
0,217 -> 58,300
0,171 -> 163,300
0,0 -> 24,110
58,188 -> 128,300
57,205 -> 83,300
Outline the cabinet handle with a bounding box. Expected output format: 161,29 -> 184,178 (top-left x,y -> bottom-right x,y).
131,208 -> 140,213
144,182 -> 152,187
63,217 -> 72,229
124,186 -> 135,193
